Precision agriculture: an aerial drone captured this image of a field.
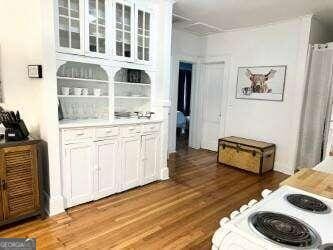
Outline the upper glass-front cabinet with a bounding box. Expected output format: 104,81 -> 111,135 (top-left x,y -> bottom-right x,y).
86,0 -> 110,56
56,0 -> 152,63
136,9 -> 151,62
114,1 -> 134,60
57,0 -> 84,53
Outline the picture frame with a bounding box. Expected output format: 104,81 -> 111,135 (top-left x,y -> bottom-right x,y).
236,65 -> 287,101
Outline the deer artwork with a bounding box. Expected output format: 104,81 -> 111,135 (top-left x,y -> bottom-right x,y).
245,69 -> 277,94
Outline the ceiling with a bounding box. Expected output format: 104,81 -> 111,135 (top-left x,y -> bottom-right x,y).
173,0 -> 333,35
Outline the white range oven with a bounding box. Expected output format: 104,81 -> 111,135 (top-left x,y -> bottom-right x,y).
212,185 -> 333,250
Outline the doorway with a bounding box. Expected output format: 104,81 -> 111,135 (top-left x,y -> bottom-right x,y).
176,62 -> 193,150
201,63 -> 225,151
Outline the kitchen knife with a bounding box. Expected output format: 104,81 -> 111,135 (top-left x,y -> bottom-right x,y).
10,111 -> 17,123
6,112 -> 12,125
16,111 -> 21,121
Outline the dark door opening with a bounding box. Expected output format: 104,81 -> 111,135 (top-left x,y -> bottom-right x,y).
176,62 -> 192,151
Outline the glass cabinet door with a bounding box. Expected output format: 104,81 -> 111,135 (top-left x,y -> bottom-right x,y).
115,2 -> 132,59
58,0 -> 82,51
88,0 -> 106,54
137,9 -> 150,62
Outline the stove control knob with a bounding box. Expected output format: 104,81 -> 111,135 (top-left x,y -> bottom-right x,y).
219,217 -> 230,227
248,199 -> 258,207
261,189 -> 272,198
230,210 -> 240,219
240,205 -> 249,213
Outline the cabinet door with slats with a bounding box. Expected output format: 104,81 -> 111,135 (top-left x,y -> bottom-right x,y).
1,145 -> 39,220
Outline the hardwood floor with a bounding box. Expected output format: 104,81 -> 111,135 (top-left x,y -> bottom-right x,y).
0,148 -> 288,249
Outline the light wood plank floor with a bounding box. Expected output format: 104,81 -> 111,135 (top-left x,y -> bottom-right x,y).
0,148 -> 288,249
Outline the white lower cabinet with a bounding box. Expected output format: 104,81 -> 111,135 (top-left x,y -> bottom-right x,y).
63,142 -> 94,207
141,134 -> 160,185
61,123 -> 161,208
121,136 -> 142,191
94,139 -> 119,200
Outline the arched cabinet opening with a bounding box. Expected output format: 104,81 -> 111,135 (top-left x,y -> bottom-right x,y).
114,68 -> 151,118
57,61 -> 110,121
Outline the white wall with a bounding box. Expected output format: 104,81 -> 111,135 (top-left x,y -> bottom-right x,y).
0,0 -> 43,137
169,29 -> 204,152
172,29 -> 205,58
203,17 -> 312,174
0,0 -> 64,215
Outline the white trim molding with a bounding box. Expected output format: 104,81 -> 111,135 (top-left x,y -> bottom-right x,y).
43,191 -> 65,216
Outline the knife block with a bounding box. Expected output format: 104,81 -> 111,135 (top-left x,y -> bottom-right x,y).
5,120 -> 29,141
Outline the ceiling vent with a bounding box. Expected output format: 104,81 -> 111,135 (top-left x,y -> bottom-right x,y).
184,22 -> 222,36
172,14 -> 191,24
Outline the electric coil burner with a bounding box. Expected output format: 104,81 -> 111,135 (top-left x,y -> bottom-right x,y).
286,194 -> 329,213
249,212 -> 320,248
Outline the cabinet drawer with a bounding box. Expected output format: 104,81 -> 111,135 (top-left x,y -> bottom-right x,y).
62,128 -> 94,143
96,126 -> 120,139
121,125 -> 142,137
142,123 -> 160,134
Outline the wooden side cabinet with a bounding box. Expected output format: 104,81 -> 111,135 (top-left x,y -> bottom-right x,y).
0,139 -> 43,226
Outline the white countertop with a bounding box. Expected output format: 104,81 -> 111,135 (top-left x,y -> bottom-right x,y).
313,156 -> 333,174
59,118 -> 163,129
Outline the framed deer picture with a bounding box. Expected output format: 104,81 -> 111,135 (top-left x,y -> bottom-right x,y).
236,65 -> 287,101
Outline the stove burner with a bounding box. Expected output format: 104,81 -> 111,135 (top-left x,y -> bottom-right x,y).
249,212 -> 320,248
286,194 -> 329,213
320,244 -> 333,250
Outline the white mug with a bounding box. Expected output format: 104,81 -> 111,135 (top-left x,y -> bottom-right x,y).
82,88 -> 89,96
93,88 -> 101,96
61,87 -> 70,96
74,88 -> 82,96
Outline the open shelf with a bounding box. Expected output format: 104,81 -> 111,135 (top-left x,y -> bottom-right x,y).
57,61 -> 110,120
114,81 -> 151,86
58,95 -> 109,98
57,77 -> 109,84
115,96 -> 150,99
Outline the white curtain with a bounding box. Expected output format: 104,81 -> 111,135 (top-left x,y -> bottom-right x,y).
297,43 -> 333,169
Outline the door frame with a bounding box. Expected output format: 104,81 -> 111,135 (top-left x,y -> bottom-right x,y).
197,55 -> 231,150
169,54 -> 200,153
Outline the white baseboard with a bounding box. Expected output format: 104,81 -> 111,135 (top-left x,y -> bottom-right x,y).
160,167 -> 170,180
43,190 -> 65,216
273,162 -> 294,175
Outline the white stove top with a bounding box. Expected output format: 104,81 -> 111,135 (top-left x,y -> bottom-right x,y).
215,185 -> 333,249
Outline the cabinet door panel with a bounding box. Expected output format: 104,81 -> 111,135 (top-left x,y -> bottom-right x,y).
135,7 -> 151,64
1,145 -> 39,220
142,134 -> 159,185
121,136 -> 141,190
86,0 -> 110,57
64,143 -> 94,207
95,140 -> 118,199
114,1 -> 134,61
57,0 -> 84,54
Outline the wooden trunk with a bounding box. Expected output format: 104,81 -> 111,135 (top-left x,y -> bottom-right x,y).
218,136 -> 275,175
0,139 -> 43,226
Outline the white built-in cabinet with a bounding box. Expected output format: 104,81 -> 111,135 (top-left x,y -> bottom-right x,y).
63,142 -> 94,207
94,139 -> 118,199
61,122 -> 161,208
56,0 -> 152,63
141,133 -> 159,185
121,136 -> 141,190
